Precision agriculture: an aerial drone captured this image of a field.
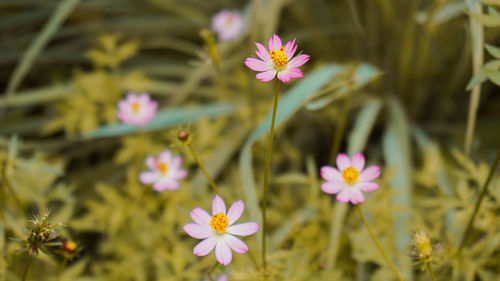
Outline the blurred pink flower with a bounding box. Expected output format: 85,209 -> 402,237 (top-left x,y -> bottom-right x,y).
211,10 -> 244,41
245,34 -> 310,83
139,150 -> 187,192
117,93 -> 157,126
183,195 -> 259,266
320,152 -> 380,204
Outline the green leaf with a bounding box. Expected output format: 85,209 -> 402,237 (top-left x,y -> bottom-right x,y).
382,97 -> 412,279
347,99 -> 382,155
483,67 -> 500,86
470,13 -> 500,27
4,0 -> 80,98
466,71 -> 488,91
485,44 -> 500,59
88,102 -> 235,137
481,0 -> 500,6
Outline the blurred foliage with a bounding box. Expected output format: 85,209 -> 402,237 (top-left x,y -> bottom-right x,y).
1,0 -> 500,280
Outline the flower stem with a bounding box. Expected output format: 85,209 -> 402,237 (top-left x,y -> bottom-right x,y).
464,0 -> 484,156
56,258 -> 68,281
328,86 -> 353,164
207,260 -> 218,281
355,204 -> 404,281
427,263 -> 437,281
262,80 -> 280,275
458,149 -> 500,254
185,143 -> 222,197
22,254 -> 32,281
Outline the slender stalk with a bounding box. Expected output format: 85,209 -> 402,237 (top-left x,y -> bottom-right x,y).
328,88 -> 353,164
458,149 -> 500,253
464,0 -> 484,156
185,143 -> 221,197
427,263 -> 437,281
207,260 -> 218,281
56,258 -> 68,281
22,254 -> 32,281
262,80 -> 280,275
355,205 -> 404,281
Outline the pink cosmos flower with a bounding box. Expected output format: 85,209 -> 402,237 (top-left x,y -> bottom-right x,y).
244,34 -> 310,83
320,152 -> 381,204
183,195 -> 259,266
117,93 -> 157,126
139,150 -> 187,192
211,10 -> 244,41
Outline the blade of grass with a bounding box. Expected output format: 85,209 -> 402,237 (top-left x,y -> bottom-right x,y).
3,0 -> 81,111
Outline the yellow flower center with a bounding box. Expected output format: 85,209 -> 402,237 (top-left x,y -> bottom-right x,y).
269,47 -> 288,70
156,162 -> 168,174
131,102 -> 140,112
342,166 -> 360,184
210,212 -> 229,233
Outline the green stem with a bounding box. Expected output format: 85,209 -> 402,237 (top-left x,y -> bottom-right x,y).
186,143 -> 221,197
464,0 -> 484,156
56,258 -> 68,281
458,149 -> 500,253
262,80 -> 280,275
207,260 -> 218,281
427,263 -> 437,281
328,89 -> 353,164
22,254 -> 32,281
355,205 -> 404,281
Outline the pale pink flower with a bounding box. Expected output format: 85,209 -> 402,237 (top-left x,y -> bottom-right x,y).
244,34 -> 310,83
320,152 -> 381,204
117,93 -> 157,126
139,150 -> 187,192
183,195 -> 259,266
211,10 -> 244,41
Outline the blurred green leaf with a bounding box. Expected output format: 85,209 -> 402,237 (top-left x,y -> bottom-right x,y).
88,102 -> 235,137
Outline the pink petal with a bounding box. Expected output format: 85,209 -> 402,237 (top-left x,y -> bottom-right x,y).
226,222 -> 259,236
321,181 -> 345,194
320,166 -> 342,181
336,189 -> 350,203
175,169 -> 188,179
190,207 -> 212,225
145,156 -> 156,170
256,70 -> 277,82
227,200 -> 244,225
159,150 -> 172,163
349,188 -> 365,204
215,238 -> 232,266
172,156 -> 182,168
351,152 -> 365,171
336,153 -> 351,170
245,57 -> 272,72
183,223 -> 213,239
153,179 -> 179,192
125,93 -> 138,102
288,54 -> 310,68
358,182 -> 379,192
277,70 -> 292,83
270,34 -> 282,51
139,171 -> 157,184
285,68 -> 304,79
138,93 -> 151,104
255,42 -> 271,62
359,166 -> 380,181
218,274 -> 228,281
193,237 -> 217,256
223,234 -> 248,254
284,39 -> 296,58
212,195 -> 226,215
